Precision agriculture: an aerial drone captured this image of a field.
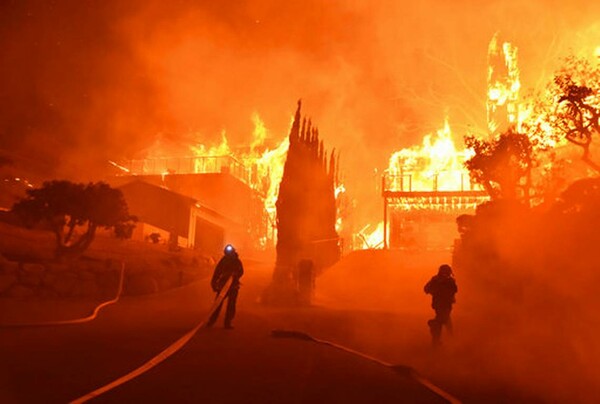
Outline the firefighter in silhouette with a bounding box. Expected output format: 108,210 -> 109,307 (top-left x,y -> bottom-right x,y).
424,264 -> 457,345
206,244 -> 244,329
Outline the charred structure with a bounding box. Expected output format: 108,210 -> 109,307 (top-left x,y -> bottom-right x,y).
382,119 -> 489,250
382,173 -> 489,250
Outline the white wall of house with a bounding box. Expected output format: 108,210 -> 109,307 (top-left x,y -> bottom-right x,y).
131,222 -> 191,248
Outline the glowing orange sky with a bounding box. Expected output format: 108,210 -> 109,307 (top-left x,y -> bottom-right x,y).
1,0 -> 599,221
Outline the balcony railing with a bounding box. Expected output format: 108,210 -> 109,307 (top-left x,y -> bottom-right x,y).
123,155 -> 259,186
382,170 -> 481,193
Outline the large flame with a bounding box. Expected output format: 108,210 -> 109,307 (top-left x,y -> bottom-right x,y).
123,113 -> 348,249
356,222 -> 384,250
386,118 -> 474,192
250,134 -> 290,223
353,36 -> 600,251
353,118 -> 482,250
188,114 -> 290,232
353,35 -> 514,250
250,112 -> 268,151
487,33 -> 521,134
190,131 -> 231,156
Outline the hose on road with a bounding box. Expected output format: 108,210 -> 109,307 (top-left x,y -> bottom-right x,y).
272,329 -> 461,404
70,276 -> 234,403
0,262 -> 125,328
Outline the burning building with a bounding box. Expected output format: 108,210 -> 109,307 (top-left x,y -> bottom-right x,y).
487,32 -> 521,135
114,155 -> 269,253
110,114 -> 291,253
118,179 -> 246,256
373,35 -> 527,250
382,119 -> 488,250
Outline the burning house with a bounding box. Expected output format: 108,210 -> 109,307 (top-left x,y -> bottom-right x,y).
104,112 -> 299,254
375,35 -> 527,250
114,155 -> 269,253
382,119 -> 489,250
118,180 -> 246,256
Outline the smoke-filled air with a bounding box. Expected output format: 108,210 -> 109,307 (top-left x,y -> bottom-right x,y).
2,1 -> 600,403
2,1 -> 598,204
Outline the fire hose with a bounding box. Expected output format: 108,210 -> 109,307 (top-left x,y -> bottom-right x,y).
271,329 -> 461,404
0,261 -> 125,328
70,276 -> 234,403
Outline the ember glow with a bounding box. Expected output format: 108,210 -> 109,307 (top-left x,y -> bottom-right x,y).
244,115 -> 290,222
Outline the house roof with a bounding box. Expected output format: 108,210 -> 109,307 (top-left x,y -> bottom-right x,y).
118,179 -> 241,235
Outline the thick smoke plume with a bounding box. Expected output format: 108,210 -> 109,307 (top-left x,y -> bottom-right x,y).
1,0 -> 599,217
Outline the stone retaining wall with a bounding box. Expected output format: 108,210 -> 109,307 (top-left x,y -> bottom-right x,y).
0,253 -> 212,299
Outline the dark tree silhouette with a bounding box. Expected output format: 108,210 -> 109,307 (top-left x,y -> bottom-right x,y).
552,177 -> 600,216
268,101 -> 340,301
554,73 -> 600,173
465,129 -> 533,201
13,180 -> 136,257
524,56 -> 600,174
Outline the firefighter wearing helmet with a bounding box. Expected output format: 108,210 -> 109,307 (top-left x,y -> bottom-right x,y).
424,264 -> 458,345
206,244 -> 244,329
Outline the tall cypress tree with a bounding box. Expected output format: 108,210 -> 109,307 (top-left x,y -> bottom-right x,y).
272,100 -> 340,287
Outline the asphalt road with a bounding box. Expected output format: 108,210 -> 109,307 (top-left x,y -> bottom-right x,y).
92,312 -> 445,403
1,281 -> 207,403
1,260 -> 450,404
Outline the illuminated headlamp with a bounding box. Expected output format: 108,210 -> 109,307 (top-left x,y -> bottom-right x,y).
224,244 -> 235,254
